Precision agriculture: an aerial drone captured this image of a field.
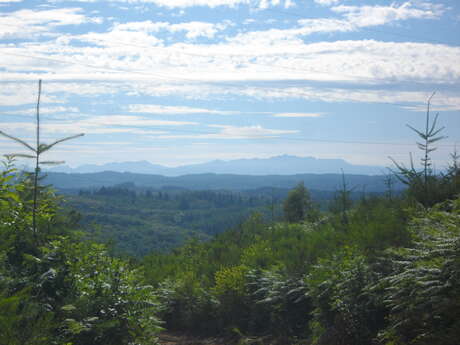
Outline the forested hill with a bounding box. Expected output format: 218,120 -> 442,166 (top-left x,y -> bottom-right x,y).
63,186 -> 285,256
61,184 -> 360,257
44,171 -> 403,192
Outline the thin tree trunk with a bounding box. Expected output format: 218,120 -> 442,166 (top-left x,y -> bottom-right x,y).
32,79 -> 42,240
423,92 -> 435,205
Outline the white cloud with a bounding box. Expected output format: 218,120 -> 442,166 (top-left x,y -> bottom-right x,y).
402,104 -> 460,112
210,124 -> 298,138
0,8 -> 102,39
4,37 -> 459,86
128,104 -> 235,115
109,0 -> 293,9
284,0 -> 294,8
0,2 -> 458,112
3,78 -> 460,115
232,86 -> 460,110
0,84 -> 64,106
80,115 -> 197,131
111,20 -> 230,40
227,2 -> 444,47
156,124 -> 298,139
332,2 -> 444,27
229,2 -> 444,47
70,20 -> 230,52
243,18 -> 256,25
113,21 -> 170,32
1,120 -> 294,143
170,21 -> 228,39
1,0 -> 454,92
273,112 -> 322,118
4,106 -> 79,116
0,114 -> 198,141
76,30 -> 163,48
314,0 -> 340,6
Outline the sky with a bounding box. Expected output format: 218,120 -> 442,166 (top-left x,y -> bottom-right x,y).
0,0 -> 459,170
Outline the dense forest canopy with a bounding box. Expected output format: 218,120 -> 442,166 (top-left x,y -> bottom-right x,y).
64,185 -> 283,256
61,183 -> 380,256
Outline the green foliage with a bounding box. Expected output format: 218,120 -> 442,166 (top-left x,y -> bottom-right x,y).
0,289 -> 56,345
248,268 -> 310,337
214,265 -> 249,296
60,240 -> 163,345
305,248 -> 384,345
213,265 -> 253,332
66,186 -> 276,256
143,181 -> 460,344
283,182 -> 318,223
156,274 -> 219,334
345,197 -> 411,252
241,241 -> 276,269
378,199 -> 460,345
0,162 -> 162,345
328,171 -> 353,227
142,189 -> 414,340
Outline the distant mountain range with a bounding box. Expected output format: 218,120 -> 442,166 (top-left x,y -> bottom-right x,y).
48,155 -> 386,176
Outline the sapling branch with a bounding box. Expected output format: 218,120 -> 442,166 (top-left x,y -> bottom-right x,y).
0,79 -> 84,239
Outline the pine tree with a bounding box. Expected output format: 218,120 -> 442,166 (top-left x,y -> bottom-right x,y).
390,92 -> 447,207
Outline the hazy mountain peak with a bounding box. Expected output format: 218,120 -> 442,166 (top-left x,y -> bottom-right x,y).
47,155 -> 383,176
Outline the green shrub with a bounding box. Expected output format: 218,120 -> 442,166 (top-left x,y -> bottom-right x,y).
156,273 -> 219,334
379,198 -> 460,345
0,163 -> 163,345
305,247 -> 385,345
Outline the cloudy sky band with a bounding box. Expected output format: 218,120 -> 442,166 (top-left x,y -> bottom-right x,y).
0,0 -> 459,167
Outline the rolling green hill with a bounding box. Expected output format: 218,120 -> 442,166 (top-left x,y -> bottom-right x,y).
61,182 -> 384,256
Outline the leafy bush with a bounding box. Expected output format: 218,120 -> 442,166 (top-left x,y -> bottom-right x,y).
0,162 -> 163,345
305,247 -> 385,345
248,268 -> 311,337
156,273 -> 219,334
213,265 -> 252,332
58,240 -> 163,345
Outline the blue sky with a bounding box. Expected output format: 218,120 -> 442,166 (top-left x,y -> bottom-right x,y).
1,0 -> 459,170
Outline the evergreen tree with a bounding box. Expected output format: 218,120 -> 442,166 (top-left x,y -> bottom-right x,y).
390,93 -> 448,207
283,182 -> 317,223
